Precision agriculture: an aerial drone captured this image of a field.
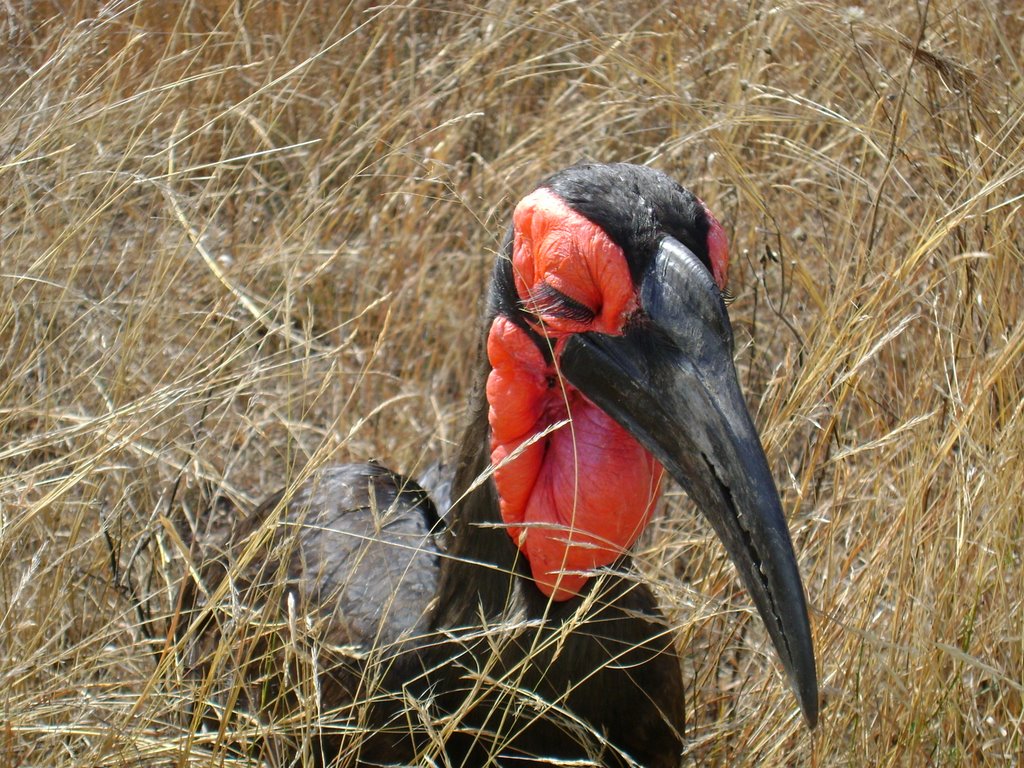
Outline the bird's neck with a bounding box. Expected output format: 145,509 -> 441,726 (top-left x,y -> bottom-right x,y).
431,354 -> 521,628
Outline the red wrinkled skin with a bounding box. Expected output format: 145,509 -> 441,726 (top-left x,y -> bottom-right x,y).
488,318 -> 664,600
486,187 -> 667,601
511,188 -> 637,335
698,199 -> 730,290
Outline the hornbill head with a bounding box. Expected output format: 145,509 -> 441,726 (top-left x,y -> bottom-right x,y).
485,163 -> 818,726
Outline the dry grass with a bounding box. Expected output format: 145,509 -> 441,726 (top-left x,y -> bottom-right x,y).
1,0 -> 1022,765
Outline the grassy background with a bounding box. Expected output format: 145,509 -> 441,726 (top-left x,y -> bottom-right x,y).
1,0 -> 1022,764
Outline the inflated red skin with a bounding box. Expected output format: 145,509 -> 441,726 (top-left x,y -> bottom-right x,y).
488,316 -> 664,599
701,199 -> 730,290
487,186 -> 728,600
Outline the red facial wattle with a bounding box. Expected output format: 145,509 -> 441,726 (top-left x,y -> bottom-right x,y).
701,206 -> 729,291
487,317 -> 664,600
510,188 -> 638,336
487,185 -> 728,600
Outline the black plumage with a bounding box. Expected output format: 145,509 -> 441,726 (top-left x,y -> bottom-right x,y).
178,163 -> 816,767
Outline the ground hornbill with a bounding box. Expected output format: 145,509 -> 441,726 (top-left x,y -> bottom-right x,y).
179,163 -> 818,767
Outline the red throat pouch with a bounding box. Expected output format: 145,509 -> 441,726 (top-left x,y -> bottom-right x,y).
486,187 -> 666,600
487,319 -> 664,600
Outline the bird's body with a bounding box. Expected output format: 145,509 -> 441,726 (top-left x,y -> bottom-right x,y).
179,163 -> 817,767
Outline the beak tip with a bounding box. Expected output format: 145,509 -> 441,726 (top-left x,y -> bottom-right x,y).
790,648 -> 819,729
800,688 -> 819,730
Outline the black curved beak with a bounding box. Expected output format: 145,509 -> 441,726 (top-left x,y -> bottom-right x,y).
560,236 -> 818,727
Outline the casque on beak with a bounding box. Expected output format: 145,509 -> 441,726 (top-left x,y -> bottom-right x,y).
559,235 -> 819,726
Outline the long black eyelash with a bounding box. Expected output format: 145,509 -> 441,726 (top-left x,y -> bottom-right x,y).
523,282 -> 596,323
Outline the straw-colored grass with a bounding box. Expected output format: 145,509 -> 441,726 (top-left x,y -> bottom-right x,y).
1,0 -> 1021,765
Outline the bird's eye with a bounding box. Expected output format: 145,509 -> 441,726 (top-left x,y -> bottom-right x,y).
524,282 -> 597,325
